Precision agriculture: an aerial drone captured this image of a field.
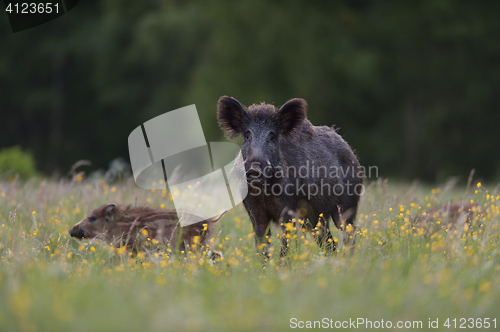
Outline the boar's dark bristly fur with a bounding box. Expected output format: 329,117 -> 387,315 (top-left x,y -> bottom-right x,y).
218,96 -> 363,257
69,203 -> 225,258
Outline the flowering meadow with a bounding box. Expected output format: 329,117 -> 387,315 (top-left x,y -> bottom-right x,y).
0,177 -> 499,331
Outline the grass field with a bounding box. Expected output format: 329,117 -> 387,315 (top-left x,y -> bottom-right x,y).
0,177 -> 499,331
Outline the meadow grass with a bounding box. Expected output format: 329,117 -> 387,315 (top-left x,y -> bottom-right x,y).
0,177 -> 499,331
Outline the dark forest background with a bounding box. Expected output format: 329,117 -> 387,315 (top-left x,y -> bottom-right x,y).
1,0 -> 499,182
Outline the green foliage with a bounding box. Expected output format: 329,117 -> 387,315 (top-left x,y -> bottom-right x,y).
0,146 -> 38,180
1,1 -> 499,180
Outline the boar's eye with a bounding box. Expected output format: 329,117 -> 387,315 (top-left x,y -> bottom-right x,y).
244,131 -> 251,141
88,216 -> 97,223
267,131 -> 276,141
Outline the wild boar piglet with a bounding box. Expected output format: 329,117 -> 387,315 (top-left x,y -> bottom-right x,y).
69,203 -> 225,258
414,202 -> 480,236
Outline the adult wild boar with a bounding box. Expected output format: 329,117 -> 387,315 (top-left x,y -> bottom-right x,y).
218,96 -> 363,257
69,203 -> 225,258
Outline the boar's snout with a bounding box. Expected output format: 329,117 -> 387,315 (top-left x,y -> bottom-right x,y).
69,227 -> 86,239
246,167 -> 263,183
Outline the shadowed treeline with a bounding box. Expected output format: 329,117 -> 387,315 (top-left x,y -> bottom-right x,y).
1,0 -> 499,181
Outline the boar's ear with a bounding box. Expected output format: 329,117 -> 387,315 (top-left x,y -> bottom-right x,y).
104,203 -> 116,222
277,98 -> 307,135
208,210 -> 227,223
217,96 -> 248,139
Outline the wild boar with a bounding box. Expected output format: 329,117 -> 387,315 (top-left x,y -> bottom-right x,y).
69,203 -> 225,258
217,96 -> 363,257
414,202 -> 480,235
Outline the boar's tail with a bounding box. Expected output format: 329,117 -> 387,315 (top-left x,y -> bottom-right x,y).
207,210 -> 227,223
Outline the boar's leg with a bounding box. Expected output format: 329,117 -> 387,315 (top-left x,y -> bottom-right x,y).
332,206 -> 358,252
248,209 -> 272,259
279,226 -> 289,258
254,222 -> 272,259
313,217 -> 335,253
343,225 -> 357,251
277,207 -> 299,259
278,217 -> 293,258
